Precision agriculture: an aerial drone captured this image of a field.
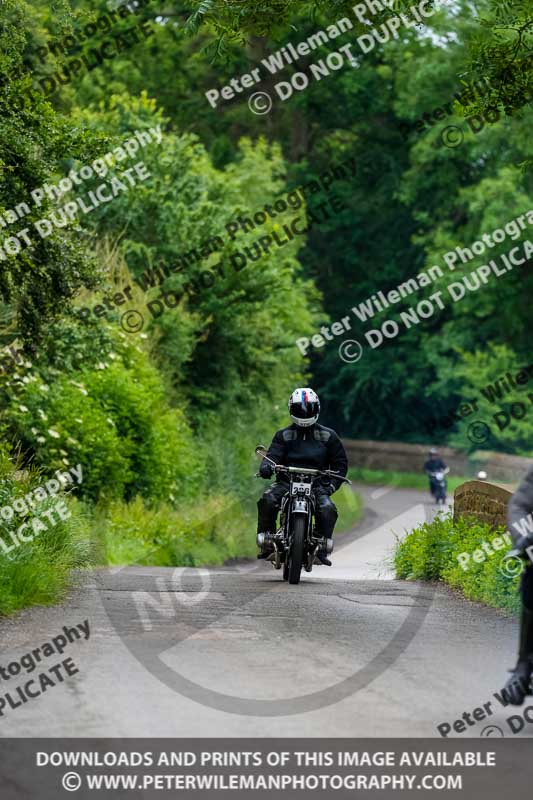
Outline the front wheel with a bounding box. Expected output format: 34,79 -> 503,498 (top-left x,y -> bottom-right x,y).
288,515 -> 306,585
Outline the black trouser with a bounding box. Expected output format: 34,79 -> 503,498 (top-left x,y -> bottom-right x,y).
429,478 -> 444,495
521,564 -> 533,610
257,482 -> 338,539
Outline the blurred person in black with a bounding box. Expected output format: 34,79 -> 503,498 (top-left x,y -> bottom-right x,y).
502,466 -> 533,704
424,448 -> 449,503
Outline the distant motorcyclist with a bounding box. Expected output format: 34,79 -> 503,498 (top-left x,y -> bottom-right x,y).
257,388 -> 348,566
424,448 -> 449,503
424,448 -> 447,475
501,465 -> 533,705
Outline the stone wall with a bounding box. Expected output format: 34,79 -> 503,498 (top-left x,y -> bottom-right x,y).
453,480 -> 513,529
343,439 -> 531,485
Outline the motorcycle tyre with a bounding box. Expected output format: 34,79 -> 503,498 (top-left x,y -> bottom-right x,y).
288,516 -> 306,585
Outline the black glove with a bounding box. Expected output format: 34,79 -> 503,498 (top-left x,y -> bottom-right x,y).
326,482 -> 337,496
259,462 -> 274,479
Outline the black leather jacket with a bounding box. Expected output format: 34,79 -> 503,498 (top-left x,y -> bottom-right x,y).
508,465 -> 533,548
260,423 -> 348,493
424,458 -> 447,474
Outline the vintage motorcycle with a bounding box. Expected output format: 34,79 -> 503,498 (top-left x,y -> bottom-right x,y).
428,468 -> 449,505
254,445 -> 352,585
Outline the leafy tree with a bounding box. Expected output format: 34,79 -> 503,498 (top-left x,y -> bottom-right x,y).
463,0 -> 532,125
68,93 -> 321,415
0,0 -> 104,342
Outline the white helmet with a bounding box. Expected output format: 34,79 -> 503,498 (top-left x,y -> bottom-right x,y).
288,387 -> 320,427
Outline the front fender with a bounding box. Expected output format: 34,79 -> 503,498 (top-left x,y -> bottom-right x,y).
292,498 -> 308,514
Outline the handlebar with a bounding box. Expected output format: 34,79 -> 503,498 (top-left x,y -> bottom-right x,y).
258,463 -> 351,485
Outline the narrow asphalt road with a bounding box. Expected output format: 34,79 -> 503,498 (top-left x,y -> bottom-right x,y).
0,485 -> 528,738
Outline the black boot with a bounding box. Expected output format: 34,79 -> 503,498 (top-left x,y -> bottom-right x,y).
313,534 -> 334,567
502,606 -> 533,705
256,532 -> 274,559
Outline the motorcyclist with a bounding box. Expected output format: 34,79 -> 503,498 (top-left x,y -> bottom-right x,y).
257,388 -> 348,567
501,465 -> 533,705
424,448 -> 449,500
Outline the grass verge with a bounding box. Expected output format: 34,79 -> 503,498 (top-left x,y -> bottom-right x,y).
394,511 -> 521,614
349,467 -> 468,493
0,472 -> 363,615
0,457 -> 93,616
96,483 -> 363,567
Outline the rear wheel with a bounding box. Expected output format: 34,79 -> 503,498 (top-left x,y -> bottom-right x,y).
288,516 -> 306,585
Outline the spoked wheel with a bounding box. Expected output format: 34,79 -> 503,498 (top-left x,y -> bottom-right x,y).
287,516 -> 306,585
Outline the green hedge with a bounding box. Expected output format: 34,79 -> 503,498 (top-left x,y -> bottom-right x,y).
348,467 -> 467,493
95,483 -> 363,568
394,512 -> 521,614
0,452 -> 93,615
1,325 -> 205,505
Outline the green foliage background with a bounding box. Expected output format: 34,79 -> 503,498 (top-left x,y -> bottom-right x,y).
395,512 -> 522,613
0,0 -> 531,611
